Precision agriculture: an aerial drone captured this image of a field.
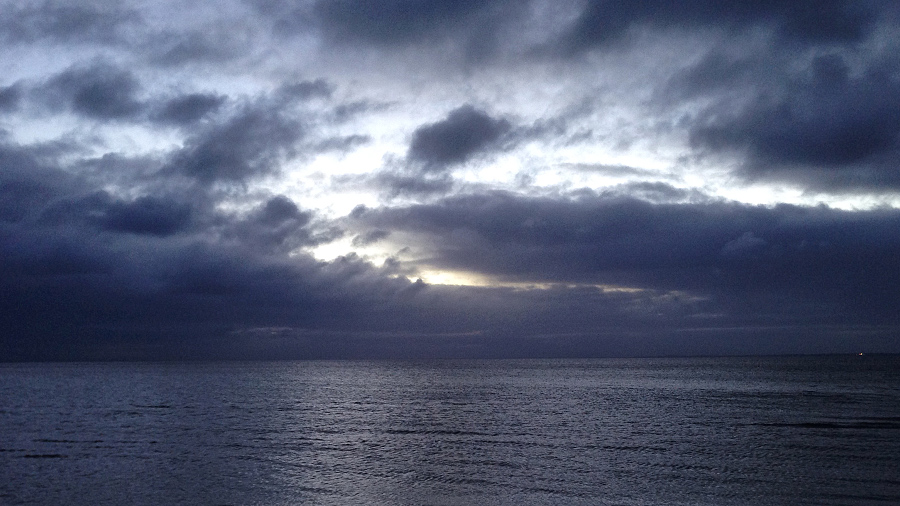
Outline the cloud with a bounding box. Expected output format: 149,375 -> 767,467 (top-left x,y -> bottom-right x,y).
3,132 -> 898,359
146,30 -> 245,66
3,0 -> 900,359
222,195 -> 322,253
0,83 -> 22,112
342,105 -> 516,199
39,62 -> 145,120
553,1 -> 877,55
720,231 -> 767,258
601,182 -> 709,204
311,0 -> 491,44
566,163 -> 660,178
408,105 -> 511,169
152,93 -> 226,125
312,134 -> 370,154
247,0 -> 541,64
100,195 -> 193,236
277,79 -> 335,101
375,171 -> 456,197
38,191 -> 193,237
156,79 -> 338,183
685,53 -> 900,191
352,229 -> 390,247
164,105 -> 303,184
0,137 -> 89,223
0,136 -> 416,360
352,191 -> 900,322
309,0 -> 528,60
0,1 -> 140,45
0,132 -> 751,360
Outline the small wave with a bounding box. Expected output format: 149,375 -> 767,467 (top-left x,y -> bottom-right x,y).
384,428 -> 494,436
521,485 -> 588,498
33,438 -> 104,443
416,472 -> 499,487
752,417 -> 900,430
445,458 -> 523,469
290,485 -> 339,495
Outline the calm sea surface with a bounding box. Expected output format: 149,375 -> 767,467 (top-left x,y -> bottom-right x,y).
1,356 -> 898,505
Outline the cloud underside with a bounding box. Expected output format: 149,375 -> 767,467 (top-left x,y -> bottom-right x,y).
4,143 -> 898,358
1,0 -> 900,359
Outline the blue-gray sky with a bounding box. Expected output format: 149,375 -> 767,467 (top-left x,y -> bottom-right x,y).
2,0 -> 899,360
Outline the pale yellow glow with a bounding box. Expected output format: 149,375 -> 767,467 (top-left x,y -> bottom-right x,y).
306,233 -> 655,291
416,269 -> 494,286
411,268 -> 653,292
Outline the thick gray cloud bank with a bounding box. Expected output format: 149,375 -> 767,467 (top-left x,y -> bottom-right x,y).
1,0 -> 899,360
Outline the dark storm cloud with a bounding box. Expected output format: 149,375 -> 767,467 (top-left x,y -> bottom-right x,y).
37,192 -> 193,237
0,135 -> 423,360
1,218 -> 500,360
0,230 -> 363,360
408,105 -> 511,169
0,135 -> 197,238
685,53 -> 900,191
555,0 -> 876,54
98,195 -> 192,236
39,62 -> 144,120
152,93 -> 226,125
353,191 -> 900,323
222,195 -> 321,253
0,137 -> 86,223
0,1 -> 140,45
164,105 -> 303,184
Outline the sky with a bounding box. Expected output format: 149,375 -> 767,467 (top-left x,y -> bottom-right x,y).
2,0 -> 900,360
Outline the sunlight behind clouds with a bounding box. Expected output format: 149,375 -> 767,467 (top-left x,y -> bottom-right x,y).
3,0 -> 900,360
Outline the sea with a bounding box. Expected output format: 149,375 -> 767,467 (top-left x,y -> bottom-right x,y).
1,355 -> 898,505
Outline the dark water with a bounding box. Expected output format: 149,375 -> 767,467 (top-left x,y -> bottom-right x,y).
1,356 -> 898,505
